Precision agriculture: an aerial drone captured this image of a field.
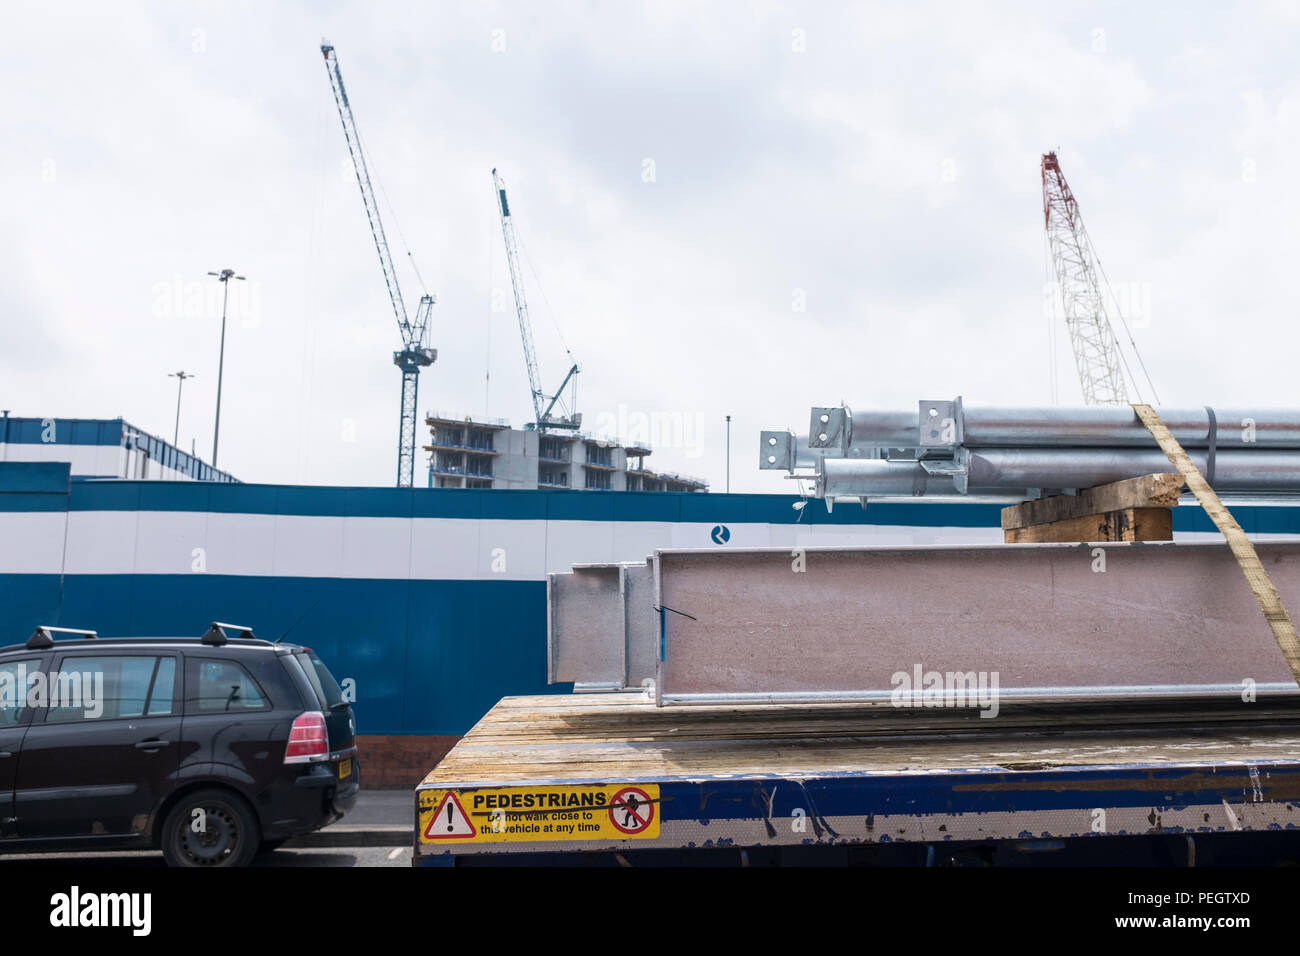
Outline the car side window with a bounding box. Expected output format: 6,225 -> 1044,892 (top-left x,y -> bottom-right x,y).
185,658 -> 269,713
0,658 -> 41,727
44,655 -> 170,723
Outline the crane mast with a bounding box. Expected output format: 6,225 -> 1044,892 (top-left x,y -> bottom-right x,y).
492,168 -> 579,431
322,42 -> 436,486
1041,152 -> 1129,406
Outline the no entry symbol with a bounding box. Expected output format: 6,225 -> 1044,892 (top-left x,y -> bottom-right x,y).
609,786 -> 655,835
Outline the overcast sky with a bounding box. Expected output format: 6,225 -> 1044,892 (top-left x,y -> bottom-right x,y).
3,1 -> 1298,492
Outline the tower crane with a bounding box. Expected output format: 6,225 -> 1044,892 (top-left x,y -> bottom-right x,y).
1041,152 -> 1154,406
322,42 -> 436,486
492,168 -> 580,432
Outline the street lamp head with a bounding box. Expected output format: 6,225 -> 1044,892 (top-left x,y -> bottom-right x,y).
207,269 -> 244,282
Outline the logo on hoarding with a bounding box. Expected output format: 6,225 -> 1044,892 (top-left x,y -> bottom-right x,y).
711,524 -> 731,545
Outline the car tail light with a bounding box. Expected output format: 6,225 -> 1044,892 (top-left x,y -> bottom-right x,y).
284,711 -> 329,763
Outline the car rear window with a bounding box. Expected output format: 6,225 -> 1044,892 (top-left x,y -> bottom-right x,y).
296,651 -> 345,709
186,658 -> 270,713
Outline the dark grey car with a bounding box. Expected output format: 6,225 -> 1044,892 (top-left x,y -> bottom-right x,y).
0,622 -> 359,866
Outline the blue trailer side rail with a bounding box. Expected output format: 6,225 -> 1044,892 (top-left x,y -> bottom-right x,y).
413,693 -> 1300,866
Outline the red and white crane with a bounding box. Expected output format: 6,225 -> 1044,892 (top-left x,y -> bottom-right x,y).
1041,152 -> 1155,406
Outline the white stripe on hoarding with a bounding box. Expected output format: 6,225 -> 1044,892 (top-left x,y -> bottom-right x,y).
3,510 -> 1260,581
0,512 -> 69,573
0,442 -> 198,480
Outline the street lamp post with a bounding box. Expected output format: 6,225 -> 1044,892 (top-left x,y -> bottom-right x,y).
207,269 -> 245,467
169,371 -> 194,446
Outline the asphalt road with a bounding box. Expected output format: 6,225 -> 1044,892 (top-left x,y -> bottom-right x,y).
0,846 -> 412,867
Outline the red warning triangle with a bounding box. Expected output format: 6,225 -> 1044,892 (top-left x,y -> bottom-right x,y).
424,792 -> 477,839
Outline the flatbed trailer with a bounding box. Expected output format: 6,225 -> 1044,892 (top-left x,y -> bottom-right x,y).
415,692 -> 1300,866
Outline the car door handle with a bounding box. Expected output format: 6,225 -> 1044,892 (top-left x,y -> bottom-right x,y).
134,739 -> 171,750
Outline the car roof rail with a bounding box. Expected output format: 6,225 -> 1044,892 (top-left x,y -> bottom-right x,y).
201,621 -> 258,646
27,626 -> 98,650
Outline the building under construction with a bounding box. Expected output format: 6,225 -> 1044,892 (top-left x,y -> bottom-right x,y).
324,46 -> 703,493
424,412 -> 707,492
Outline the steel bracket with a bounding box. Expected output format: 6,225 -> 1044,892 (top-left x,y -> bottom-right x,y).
919,446 -> 970,494
808,406 -> 850,455
919,396 -> 964,448
759,430 -> 795,471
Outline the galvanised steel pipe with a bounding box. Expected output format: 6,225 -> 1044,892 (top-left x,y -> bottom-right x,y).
968,448 -> 1300,491
818,459 -> 957,497
961,407 -> 1300,449
841,409 -> 919,448
784,434 -> 851,470
819,448 -> 1300,499
840,406 -> 1300,449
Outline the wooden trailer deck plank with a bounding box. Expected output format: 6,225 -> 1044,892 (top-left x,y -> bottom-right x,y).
420,693 -> 1300,787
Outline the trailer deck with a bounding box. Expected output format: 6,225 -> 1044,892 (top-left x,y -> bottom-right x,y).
415,692 -> 1300,865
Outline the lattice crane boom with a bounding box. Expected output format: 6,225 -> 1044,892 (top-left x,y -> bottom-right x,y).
493,168 -> 544,426
1041,152 -> 1129,406
492,168 -> 579,431
322,42 -> 435,486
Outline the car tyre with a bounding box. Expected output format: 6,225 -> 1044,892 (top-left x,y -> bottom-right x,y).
161,788 -> 261,868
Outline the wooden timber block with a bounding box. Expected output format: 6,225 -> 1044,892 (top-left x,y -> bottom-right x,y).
1004,506 -> 1173,543
1002,474 -> 1183,544
1002,473 -> 1184,531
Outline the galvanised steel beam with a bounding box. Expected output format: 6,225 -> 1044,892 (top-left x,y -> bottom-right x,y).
647,543 -> 1300,705
548,562 -> 659,692
547,565 -> 624,690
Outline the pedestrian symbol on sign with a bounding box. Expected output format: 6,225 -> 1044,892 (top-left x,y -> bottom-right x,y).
608,786 -> 655,835
711,524 -> 731,545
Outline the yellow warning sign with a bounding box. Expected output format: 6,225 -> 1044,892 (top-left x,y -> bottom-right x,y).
418,783 -> 661,844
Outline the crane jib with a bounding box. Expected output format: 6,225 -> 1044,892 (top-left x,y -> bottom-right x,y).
491,168 -> 581,431
322,41 -> 435,487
